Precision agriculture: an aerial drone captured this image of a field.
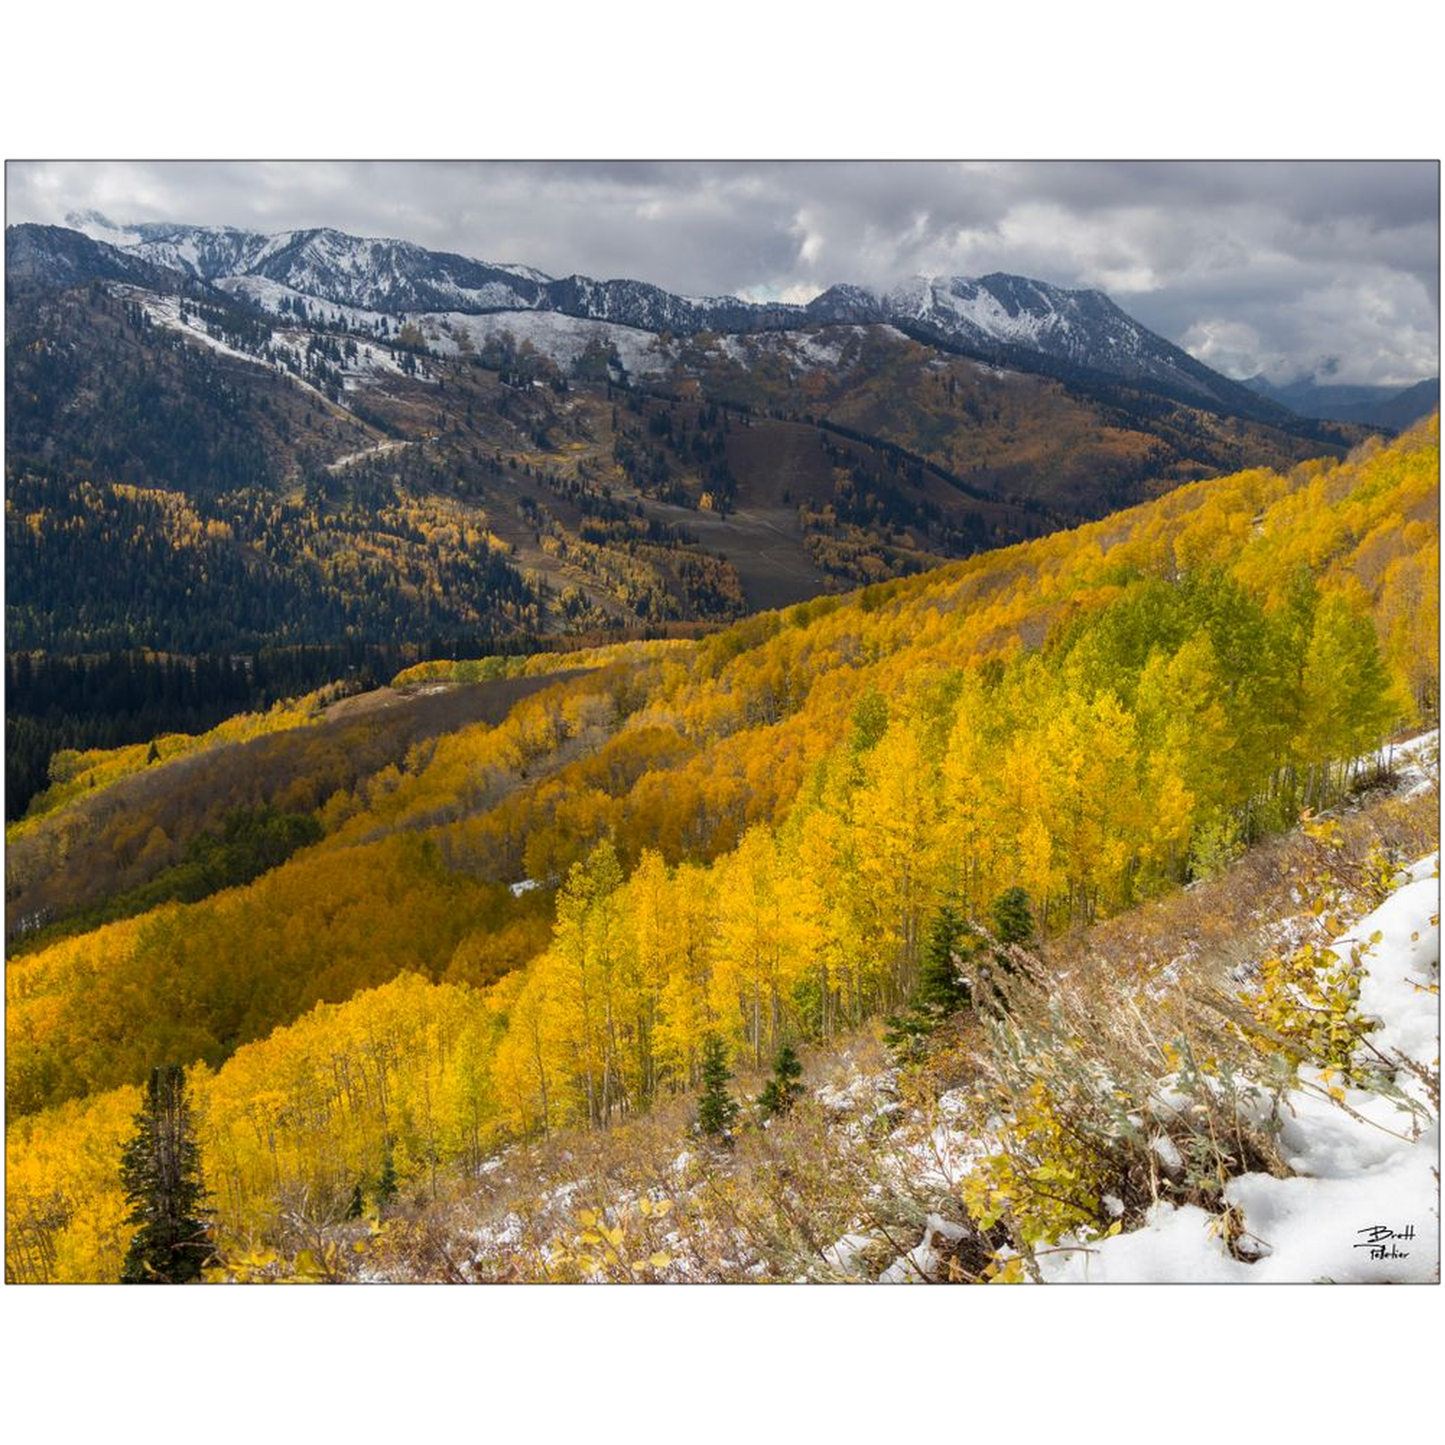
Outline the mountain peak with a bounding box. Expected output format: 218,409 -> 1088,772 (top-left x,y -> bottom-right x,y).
10,219 -> 1305,425
63,209 -> 143,248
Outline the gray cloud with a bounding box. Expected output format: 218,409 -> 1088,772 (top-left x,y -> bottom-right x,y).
7,159 -> 1438,386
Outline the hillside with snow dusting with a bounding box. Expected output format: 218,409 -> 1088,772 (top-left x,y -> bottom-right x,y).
40,211 -> 1314,421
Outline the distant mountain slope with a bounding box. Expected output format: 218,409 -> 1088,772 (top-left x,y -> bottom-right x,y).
128,222 -> 551,314
25,217 -> 1333,430
6,223 -> 189,294
1362,378 -> 1441,429
1245,373 -> 1440,431
5,220 -> 1379,662
861,272 -> 1283,418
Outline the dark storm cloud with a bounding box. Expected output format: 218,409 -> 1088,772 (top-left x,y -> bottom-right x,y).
7,159 -> 1438,385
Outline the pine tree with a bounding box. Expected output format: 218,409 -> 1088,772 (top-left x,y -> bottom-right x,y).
915,905 -> 977,1015
980,887 -> 1035,1015
758,1042 -> 804,1120
884,904 -> 978,1057
119,1065 -> 211,1284
991,887 -> 1034,945
146,739 -> 161,766
346,1181 -> 366,1220
374,1144 -> 399,1210
696,1034 -> 739,1139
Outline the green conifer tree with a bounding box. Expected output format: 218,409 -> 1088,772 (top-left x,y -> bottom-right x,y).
884,905 -> 978,1057
991,887 -> 1034,946
915,905 -> 977,1014
980,887 -> 1036,1015
119,1065 -> 211,1284
758,1042 -> 804,1120
374,1143 -> 399,1210
696,1034 -> 740,1139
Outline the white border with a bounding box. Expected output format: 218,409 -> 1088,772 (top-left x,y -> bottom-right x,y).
3,0 -> 1441,1437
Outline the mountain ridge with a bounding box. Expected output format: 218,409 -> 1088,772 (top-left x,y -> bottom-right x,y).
16,216 -> 1306,426
1245,372 -> 1440,431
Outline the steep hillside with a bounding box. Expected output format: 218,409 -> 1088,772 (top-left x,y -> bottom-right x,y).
4,419 -> 1436,1279
7,232 -> 1369,665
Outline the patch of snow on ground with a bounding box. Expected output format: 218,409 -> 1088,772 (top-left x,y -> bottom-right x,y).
420,309 -> 676,377
1374,729 -> 1440,800
820,1231 -> 880,1276
879,1215 -> 969,1283
1040,852 -> 1439,1283
326,439 -> 409,473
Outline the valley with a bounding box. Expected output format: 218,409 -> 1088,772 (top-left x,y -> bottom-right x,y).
4,409 -> 1438,1281
3,202 -> 1438,1288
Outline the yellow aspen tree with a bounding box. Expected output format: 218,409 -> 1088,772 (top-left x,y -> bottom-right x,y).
849,718 -> 940,1006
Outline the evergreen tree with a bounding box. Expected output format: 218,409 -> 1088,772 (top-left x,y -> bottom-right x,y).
980,887 -> 1035,1015
145,739 -> 161,765
884,904 -> 979,1057
119,1065 -> 211,1284
696,1034 -> 740,1139
346,1181 -> 366,1220
916,905 -> 977,1014
374,1143 -> 399,1209
991,887 -> 1034,945
758,1042 -> 804,1120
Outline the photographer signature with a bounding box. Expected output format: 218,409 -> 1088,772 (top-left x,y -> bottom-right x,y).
1353,1224 -> 1415,1260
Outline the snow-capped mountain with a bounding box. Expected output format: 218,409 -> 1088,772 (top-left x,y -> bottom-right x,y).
123,223 -> 549,315
539,274 -> 800,336
7,223 -> 194,294
869,272 -> 1218,393
12,218 -> 1291,421
63,209 -> 145,249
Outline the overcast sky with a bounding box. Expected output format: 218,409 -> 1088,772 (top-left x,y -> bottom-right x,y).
8,159 -> 1439,387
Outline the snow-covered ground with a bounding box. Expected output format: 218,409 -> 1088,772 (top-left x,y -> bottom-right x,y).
214,275 -> 391,333
1371,728 -> 1439,800
419,308 -> 677,377
822,732 -> 1441,1284
121,286 -> 424,402
1040,852 -> 1439,1282
325,439 -> 411,474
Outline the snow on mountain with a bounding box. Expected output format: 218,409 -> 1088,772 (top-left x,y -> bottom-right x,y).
127,223 -> 278,281
213,275 -> 392,332
6,224 -> 184,292
127,224 -> 548,315
873,271 -> 1229,397
108,220 -> 1173,379
8,219 -> 1309,421
420,309 -> 677,378
884,273 -> 1088,346
711,323 -> 904,378
63,209 -> 144,249
121,286 -> 426,398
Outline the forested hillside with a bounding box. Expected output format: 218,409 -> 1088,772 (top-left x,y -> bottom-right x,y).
7,239 -> 1378,827
5,416 -> 1436,1281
